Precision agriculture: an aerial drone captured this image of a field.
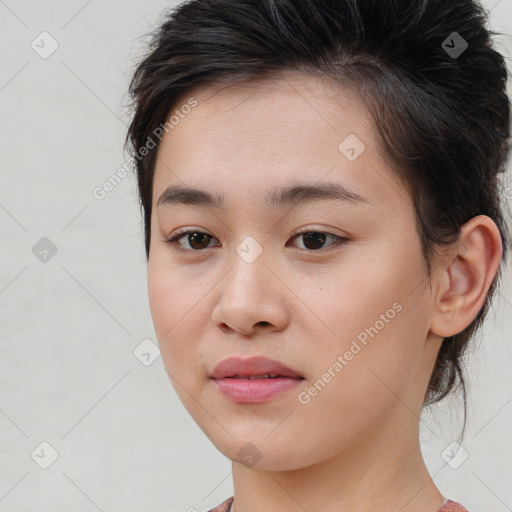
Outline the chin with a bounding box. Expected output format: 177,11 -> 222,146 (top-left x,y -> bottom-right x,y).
209,435 -> 310,472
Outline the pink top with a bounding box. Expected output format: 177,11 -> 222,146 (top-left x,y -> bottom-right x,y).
206,496 -> 469,512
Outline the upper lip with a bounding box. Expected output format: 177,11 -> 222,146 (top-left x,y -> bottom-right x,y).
210,356 -> 303,379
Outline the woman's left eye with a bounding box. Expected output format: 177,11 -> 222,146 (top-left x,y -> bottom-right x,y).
289,231 -> 348,252
163,229 -> 349,254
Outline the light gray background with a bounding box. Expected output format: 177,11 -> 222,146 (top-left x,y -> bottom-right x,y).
0,1 -> 511,511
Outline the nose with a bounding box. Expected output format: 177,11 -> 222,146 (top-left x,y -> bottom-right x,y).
210,247 -> 290,336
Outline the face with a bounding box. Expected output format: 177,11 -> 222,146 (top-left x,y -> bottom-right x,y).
148,72 -> 441,471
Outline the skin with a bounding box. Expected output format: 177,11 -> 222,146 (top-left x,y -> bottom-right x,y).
147,71 -> 502,512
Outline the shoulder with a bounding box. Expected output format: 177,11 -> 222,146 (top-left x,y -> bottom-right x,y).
439,499 -> 470,512
205,496 -> 234,512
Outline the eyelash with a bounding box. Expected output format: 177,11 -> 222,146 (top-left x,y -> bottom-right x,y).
162,228 -> 349,255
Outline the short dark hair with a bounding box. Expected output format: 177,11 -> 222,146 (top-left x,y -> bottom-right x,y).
125,0 -> 511,437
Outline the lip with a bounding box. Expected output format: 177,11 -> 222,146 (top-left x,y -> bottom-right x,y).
210,356 -> 302,379
210,356 -> 304,404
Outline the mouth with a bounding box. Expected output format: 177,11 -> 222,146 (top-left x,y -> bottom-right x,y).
210,355 -> 303,380
210,356 -> 304,404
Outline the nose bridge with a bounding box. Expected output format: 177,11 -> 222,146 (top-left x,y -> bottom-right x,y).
227,233 -> 271,298
212,232 -> 285,327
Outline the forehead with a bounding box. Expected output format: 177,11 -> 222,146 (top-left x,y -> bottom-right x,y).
166,72 -> 373,148
152,72 -> 403,210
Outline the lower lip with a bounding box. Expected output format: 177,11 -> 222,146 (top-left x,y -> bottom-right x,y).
213,377 -> 303,404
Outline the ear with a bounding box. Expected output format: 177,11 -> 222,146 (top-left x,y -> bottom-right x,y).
429,215 -> 503,338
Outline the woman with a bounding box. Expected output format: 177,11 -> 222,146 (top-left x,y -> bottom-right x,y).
125,0 -> 511,510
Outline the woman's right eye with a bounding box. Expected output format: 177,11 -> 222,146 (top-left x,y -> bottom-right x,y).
164,230 -> 219,253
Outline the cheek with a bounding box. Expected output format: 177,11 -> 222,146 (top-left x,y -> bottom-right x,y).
148,247 -> 210,325
289,291 -> 427,462
292,252 -> 414,347
147,262 -> 174,339
297,250 -> 428,404
147,258 -> 204,372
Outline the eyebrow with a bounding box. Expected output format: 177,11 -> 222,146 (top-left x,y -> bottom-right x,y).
157,181 -> 371,210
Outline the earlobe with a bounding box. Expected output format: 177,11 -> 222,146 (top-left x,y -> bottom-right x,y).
429,215 -> 503,338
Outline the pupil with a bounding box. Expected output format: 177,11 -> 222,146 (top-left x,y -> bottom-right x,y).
303,232 -> 325,250
190,233 -> 209,249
